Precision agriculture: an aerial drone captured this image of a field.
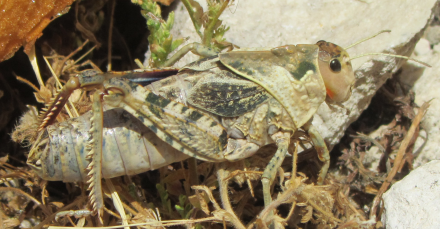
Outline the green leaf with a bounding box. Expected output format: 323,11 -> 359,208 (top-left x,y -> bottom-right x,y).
165,12 -> 175,30
194,224 -> 203,229
171,38 -> 185,51
175,195 -> 194,219
181,0 -> 204,38
162,36 -> 173,53
156,183 -> 172,215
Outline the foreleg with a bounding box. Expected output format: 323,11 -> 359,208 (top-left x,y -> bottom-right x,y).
302,121 -> 329,185
261,131 -> 291,207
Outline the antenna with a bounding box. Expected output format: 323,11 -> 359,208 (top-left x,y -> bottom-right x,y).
344,30 -> 431,67
350,53 -> 431,67
345,30 -> 391,50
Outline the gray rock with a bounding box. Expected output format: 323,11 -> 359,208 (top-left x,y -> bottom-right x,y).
399,36 -> 440,167
382,160 -> 440,229
425,25 -> 440,45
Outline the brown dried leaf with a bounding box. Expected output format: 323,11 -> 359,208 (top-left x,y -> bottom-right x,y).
0,155 -> 8,164
50,201 -> 65,208
301,205 -> 313,223
2,218 -> 20,228
34,85 -> 53,104
0,0 -> 75,62
189,191 -> 210,215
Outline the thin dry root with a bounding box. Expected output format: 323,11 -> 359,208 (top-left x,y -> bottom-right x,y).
55,209 -> 93,222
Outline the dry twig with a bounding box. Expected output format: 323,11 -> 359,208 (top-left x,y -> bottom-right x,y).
369,101 -> 430,220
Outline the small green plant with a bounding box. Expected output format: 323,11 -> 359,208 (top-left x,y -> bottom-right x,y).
133,0 -> 185,67
175,194 -> 194,219
156,183 -> 173,216
181,0 -> 232,50
133,0 -> 233,67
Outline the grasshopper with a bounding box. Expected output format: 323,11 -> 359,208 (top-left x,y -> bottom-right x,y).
27,39 -> 356,224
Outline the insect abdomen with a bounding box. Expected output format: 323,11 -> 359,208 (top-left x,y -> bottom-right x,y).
32,109 -> 189,182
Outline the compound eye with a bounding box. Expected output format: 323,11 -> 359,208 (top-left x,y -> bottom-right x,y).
330,59 -> 342,73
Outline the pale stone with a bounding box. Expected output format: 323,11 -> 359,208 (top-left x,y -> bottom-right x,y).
145,0 -> 437,147
414,38 -> 432,57
399,38 -> 440,167
382,160 -> 440,229
425,25 -> 440,45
